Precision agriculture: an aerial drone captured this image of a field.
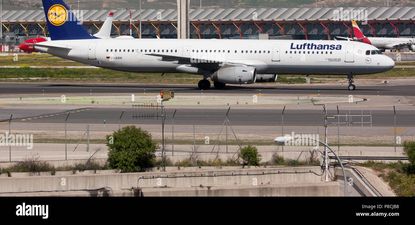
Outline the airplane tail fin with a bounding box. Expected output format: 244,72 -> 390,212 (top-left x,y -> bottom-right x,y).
41,0 -> 95,40
94,12 -> 114,39
352,20 -> 371,44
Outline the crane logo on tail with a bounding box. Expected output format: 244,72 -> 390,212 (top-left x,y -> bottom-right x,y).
47,4 -> 68,26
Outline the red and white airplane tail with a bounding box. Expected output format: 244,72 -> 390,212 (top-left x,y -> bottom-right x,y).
351,20 -> 371,45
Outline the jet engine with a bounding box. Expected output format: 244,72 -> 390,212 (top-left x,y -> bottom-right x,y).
410,45 -> 415,51
212,66 -> 257,84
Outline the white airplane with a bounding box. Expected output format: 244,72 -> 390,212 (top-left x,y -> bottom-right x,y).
36,0 -> 395,91
338,20 -> 415,52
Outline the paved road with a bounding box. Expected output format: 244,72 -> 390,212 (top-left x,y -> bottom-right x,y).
0,83 -> 414,96
2,107 -> 413,127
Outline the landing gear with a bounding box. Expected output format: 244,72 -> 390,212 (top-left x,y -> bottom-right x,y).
214,81 -> 226,89
198,79 -> 211,90
348,84 -> 356,91
347,74 -> 356,91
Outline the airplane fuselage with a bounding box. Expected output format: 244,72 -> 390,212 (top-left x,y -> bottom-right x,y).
36,39 -> 395,76
367,37 -> 415,50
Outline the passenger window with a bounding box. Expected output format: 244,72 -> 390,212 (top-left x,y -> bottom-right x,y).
366,50 -> 370,55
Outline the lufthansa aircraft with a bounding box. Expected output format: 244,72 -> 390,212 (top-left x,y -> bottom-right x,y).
36,0 -> 395,91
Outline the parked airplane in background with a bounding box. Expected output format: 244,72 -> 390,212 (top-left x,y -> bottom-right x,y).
19,11 -> 114,53
34,0 -> 394,91
337,20 -> 415,52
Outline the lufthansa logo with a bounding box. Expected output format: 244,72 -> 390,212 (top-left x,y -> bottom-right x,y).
47,4 -> 68,26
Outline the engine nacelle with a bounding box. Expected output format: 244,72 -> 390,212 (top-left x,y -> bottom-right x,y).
410,45 -> 415,51
256,74 -> 278,83
212,66 -> 256,84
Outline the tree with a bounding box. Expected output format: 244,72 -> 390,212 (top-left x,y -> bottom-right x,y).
403,141 -> 415,174
404,141 -> 415,165
106,126 -> 157,172
239,145 -> 261,167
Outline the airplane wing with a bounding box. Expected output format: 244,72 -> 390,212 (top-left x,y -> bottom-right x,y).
334,36 -> 352,41
146,53 -> 265,68
386,41 -> 415,49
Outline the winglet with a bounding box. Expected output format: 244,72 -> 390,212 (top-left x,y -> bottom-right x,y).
94,11 -> 114,39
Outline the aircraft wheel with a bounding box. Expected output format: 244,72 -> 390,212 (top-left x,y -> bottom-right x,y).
198,80 -> 211,90
214,81 -> 226,89
348,84 -> 356,91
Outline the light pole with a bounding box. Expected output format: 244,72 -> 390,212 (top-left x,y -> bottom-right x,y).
1,0 -> 3,44
393,106 -> 397,152
139,0 -> 142,39
64,112 -> 70,161
8,114 -> 13,162
275,136 -> 347,196
281,105 -> 286,152
171,109 -> 177,156
323,105 -> 329,182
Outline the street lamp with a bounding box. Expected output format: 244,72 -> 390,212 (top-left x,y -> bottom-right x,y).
1,0 -> 3,44
274,136 -> 348,196
139,0 -> 142,39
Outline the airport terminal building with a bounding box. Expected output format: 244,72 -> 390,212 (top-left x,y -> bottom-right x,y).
1,6 -> 415,50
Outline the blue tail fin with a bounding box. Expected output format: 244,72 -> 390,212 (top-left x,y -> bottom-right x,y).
42,0 -> 95,40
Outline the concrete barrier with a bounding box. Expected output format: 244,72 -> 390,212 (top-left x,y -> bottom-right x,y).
0,166 -> 334,196
141,183 -> 341,197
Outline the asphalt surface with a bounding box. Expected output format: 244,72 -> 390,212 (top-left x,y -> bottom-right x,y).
0,83 -> 414,96
3,107 -> 413,127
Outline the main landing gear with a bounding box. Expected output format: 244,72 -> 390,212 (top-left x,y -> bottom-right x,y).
198,79 -> 211,90
348,74 -> 356,91
214,81 -> 226,89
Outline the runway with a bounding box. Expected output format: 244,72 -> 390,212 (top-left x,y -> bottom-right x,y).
4,107 -> 414,127
0,83 -> 415,96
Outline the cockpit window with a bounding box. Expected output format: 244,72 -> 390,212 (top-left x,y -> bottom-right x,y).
366,50 -> 382,55
371,50 -> 382,55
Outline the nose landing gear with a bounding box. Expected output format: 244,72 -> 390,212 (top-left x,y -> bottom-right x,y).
348,74 -> 356,91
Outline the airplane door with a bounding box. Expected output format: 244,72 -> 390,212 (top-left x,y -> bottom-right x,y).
272,49 -> 280,62
345,45 -> 355,63
88,44 -> 97,60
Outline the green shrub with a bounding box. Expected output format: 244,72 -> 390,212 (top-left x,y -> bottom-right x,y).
239,145 -> 261,167
272,154 -> 285,165
404,141 -> 415,165
174,158 -> 194,167
106,126 -> 157,172
386,172 -> 415,196
10,159 -> 54,173
73,161 -> 106,171
286,159 -> 302,166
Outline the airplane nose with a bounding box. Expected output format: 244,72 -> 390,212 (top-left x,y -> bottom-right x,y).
386,56 -> 395,68
381,56 -> 395,71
